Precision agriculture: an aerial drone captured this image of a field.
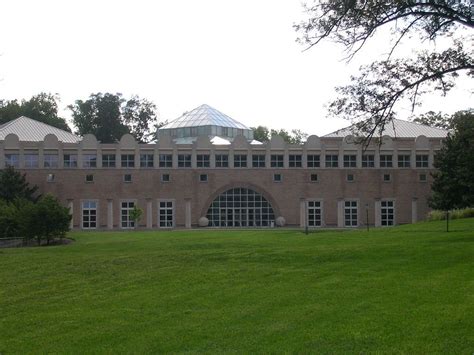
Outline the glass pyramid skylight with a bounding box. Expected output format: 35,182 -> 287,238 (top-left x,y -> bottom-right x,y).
159,104 -> 254,141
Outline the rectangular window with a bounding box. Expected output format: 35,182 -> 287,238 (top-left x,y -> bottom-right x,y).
159,201 -> 174,228
44,154 -> 58,168
344,200 -> 358,227
159,154 -> 173,168
215,154 -> 229,168
24,154 -> 39,168
200,174 -> 208,182
140,154 -> 154,168
121,154 -> 135,168
347,173 -> 355,182
82,200 -> 97,229
308,200 -> 322,227
234,154 -> 247,168
121,201 -> 135,229
46,174 -> 55,183
307,154 -> 320,168
362,154 -> 375,168
123,174 -> 132,183
271,154 -> 284,168
161,173 -> 170,182
343,154 -> 357,168
197,154 -> 210,168
289,154 -> 302,168
63,154 -> 78,168
419,173 -> 427,182
381,200 -> 395,226
380,154 -> 393,168
273,173 -> 282,182
83,154 -> 97,168
178,154 -> 192,168
252,154 -> 266,168
383,173 -> 391,182
325,154 -> 338,168
5,154 -> 19,168
310,173 -> 318,182
398,154 -> 411,168
416,154 -> 429,168
85,174 -> 94,183
102,154 -> 116,168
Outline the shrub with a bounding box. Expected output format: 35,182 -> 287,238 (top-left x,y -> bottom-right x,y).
427,207 -> 474,221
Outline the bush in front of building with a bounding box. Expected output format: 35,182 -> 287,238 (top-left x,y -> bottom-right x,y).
427,208 -> 474,221
0,167 -> 71,246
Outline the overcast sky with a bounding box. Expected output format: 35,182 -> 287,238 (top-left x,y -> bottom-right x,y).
0,0 -> 472,136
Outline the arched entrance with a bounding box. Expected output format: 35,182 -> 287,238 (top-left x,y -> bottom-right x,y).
205,187 -> 275,227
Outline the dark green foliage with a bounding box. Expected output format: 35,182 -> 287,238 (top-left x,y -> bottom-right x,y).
0,166 -> 39,203
430,110 -> 474,210
21,195 -> 71,245
412,111 -> 453,130
0,93 -> 71,132
295,1 -> 473,142
69,93 -> 161,143
0,200 -> 22,239
251,126 -> 308,144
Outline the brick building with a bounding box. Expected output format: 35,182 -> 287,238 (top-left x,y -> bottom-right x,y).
0,104 -> 448,229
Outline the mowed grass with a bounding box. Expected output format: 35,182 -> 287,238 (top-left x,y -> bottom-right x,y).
1,220 -> 474,354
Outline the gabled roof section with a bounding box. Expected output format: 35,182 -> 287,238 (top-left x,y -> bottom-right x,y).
324,118 -> 449,138
162,104 -> 249,130
0,116 -> 80,143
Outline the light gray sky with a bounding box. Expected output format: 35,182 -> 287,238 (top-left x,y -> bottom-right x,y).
0,0 -> 471,135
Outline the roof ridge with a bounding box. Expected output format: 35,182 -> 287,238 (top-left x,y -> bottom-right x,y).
0,116 -> 21,131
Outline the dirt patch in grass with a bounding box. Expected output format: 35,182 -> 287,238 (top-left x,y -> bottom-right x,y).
0,238 -> 74,248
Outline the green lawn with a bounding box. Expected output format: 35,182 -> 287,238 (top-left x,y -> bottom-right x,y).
1,220 -> 474,354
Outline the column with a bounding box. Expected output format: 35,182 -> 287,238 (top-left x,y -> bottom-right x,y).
185,199 -> 192,229
67,200 -> 74,229
0,144 -> 5,168
412,198 -> 418,223
107,199 -> 113,229
146,199 -> 153,229
299,199 -> 306,228
375,199 -> 381,227
337,199 -> 344,228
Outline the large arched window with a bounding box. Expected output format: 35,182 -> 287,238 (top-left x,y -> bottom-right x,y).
206,188 -> 275,227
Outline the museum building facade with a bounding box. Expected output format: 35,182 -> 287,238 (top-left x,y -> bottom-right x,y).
0,104 -> 448,230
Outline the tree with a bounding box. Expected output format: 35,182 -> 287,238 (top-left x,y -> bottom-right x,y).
251,126 -> 270,142
129,205 -> 143,229
430,110 -> 474,211
123,96 -> 159,143
19,195 -> 71,245
295,1 -> 473,143
0,166 -> 39,203
69,93 -> 160,143
412,110 -> 453,130
0,93 -> 71,131
251,126 -> 308,144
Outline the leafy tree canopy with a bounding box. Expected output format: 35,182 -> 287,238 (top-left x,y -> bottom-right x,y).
430,109 -> 474,210
251,126 -> 309,144
412,110 -> 454,130
0,166 -> 39,203
295,0 -> 473,143
69,93 -> 162,143
0,93 -> 71,132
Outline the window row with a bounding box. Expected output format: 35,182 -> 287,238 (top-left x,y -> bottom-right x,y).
3,153 -> 432,169
45,172 -> 429,184
81,200 -> 174,229
306,200 -> 395,227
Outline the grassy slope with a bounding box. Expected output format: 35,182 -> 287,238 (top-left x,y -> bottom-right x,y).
1,220 -> 473,354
